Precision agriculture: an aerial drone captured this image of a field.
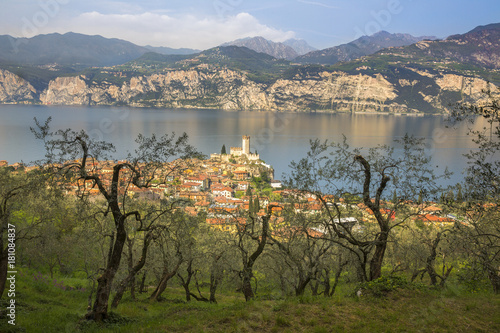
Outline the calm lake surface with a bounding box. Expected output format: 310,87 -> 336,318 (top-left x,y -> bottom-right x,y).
0,105 -> 487,185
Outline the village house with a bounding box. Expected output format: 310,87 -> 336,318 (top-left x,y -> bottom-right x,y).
414,214 -> 455,227
236,181 -> 250,191
183,176 -> 210,190
233,170 -> 250,180
178,191 -> 208,202
270,180 -> 283,189
422,205 -> 443,215
180,182 -> 203,192
211,186 -> 234,198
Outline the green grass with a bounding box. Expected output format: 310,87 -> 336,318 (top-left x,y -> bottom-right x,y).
1,269 -> 499,332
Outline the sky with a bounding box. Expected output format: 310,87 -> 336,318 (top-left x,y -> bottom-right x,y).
0,0 -> 499,50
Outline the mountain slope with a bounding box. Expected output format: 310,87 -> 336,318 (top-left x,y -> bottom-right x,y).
283,39 -> 317,55
129,45 -> 290,85
295,31 -> 435,65
383,23 -> 500,69
222,37 -> 298,60
0,32 -> 150,69
144,45 -> 200,55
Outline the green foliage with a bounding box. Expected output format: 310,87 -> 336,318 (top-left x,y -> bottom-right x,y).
275,314 -> 291,327
260,171 -> 271,184
456,262 -> 492,293
455,184 -> 464,203
269,192 -> 282,202
254,196 -> 260,212
249,195 -> 254,213
283,64 -> 326,80
417,190 -> 423,205
101,312 -> 136,326
357,276 -> 415,297
126,52 -> 192,71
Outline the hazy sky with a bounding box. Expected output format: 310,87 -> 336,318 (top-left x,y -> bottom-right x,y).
1,0 -> 499,50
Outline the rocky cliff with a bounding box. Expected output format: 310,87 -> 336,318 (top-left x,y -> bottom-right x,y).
1,66 -> 497,113
40,68 -> 274,110
0,69 -> 37,103
38,68 -> 401,111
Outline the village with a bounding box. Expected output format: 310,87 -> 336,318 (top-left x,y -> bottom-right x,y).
0,136 -> 460,235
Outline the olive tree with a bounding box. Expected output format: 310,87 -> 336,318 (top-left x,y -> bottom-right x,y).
266,208 -> 333,296
450,87 -> 500,293
176,218 -> 235,303
31,117 -> 200,320
0,167 -> 52,297
233,203 -> 274,301
149,210 -> 198,302
285,135 -> 446,282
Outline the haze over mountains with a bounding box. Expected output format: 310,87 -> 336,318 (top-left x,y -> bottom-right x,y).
0,23 -> 499,113
1,30 -> 435,69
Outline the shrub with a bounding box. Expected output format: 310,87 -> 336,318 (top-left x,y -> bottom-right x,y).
356,276 -> 411,297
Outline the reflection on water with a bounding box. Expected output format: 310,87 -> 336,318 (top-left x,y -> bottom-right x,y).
0,105 -> 489,185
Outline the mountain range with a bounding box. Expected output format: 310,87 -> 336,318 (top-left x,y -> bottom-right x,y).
0,32 -> 149,68
0,23 -> 499,113
382,23 -> 500,69
144,45 -> 200,56
222,37 -> 316,59
0,31 -> 436,69
295,31 -> 437,65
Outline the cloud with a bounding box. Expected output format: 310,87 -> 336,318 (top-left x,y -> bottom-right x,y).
56,11 -> 295,49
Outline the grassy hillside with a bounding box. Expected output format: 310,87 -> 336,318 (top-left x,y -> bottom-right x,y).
1,268 -> 498,332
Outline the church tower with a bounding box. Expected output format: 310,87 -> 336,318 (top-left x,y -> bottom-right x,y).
242,135 -> 250,155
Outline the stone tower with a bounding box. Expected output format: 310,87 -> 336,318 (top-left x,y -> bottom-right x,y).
242,135 -> 250,155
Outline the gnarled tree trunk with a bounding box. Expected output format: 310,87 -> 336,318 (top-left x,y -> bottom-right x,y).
150,260 -> 182,301
111,232 -> 153,309
89,219 -> 127,321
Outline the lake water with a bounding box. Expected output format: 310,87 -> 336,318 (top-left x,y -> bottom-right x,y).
0,105 -> 487,185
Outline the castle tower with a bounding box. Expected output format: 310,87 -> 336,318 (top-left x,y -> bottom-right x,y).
242,135 -> 250,155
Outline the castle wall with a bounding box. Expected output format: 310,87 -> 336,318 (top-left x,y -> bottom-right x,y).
247,153 -> 260,161
230,147 -> 243,156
